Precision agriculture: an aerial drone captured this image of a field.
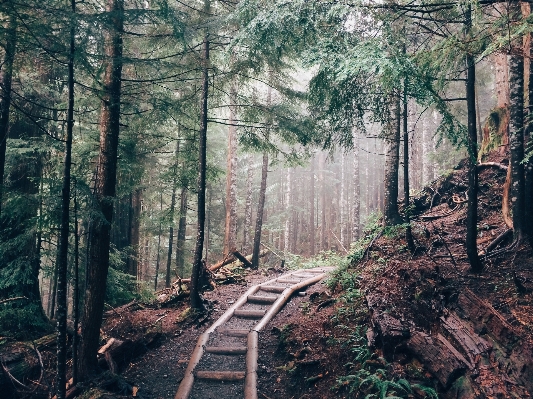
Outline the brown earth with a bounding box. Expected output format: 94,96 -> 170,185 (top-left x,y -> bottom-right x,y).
4,152 -> 533,399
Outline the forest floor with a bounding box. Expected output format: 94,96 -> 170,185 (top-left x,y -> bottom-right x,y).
4,151 -> 533,399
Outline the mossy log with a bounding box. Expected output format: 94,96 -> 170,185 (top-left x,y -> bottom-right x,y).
0,333 -> 55,391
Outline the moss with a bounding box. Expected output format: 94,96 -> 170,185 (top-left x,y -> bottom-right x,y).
478,107 -> 509,161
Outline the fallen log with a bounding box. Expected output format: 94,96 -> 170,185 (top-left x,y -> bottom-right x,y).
209,250 -> 268,272
0,333 -> 55,392
406,331 -> 468,388
232,250 -> 252,268
97,331 -> 161,373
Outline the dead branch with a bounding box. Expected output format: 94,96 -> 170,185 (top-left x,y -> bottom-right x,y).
0,296 -> 27,305
477,162 -> 508,171
480,228 -> 512,255
364,228 -> 384,260
232,250 -> 253,268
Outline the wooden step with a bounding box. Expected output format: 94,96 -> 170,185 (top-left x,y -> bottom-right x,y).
260,285 -> 286,293
205,346 -> 247,355
248,295 -> 277,304
276,278 -> 302,284
195,370 -> 246,381
233,309 -> 267,318
217,328 -> 249,337
292,273 -> 315,278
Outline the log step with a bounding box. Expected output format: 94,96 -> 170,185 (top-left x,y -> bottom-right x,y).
248,295 -> 278,304
292,273 -> 315,278
195,370 -> 246,381
260,285 -> 286,293
277,278 -> 302,284
234,309 -> 267,318
216,328 -> 250,337
205,346 -> 247,355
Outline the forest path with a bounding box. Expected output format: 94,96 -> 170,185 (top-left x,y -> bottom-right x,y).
173,267 -> 334,399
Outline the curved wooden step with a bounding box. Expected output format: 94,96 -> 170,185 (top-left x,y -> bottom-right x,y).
234,309 -> 267,318
260,285 -> 286,293
195,370 -> 246,381
247,295 -> 277,304
205,346 -> 247,355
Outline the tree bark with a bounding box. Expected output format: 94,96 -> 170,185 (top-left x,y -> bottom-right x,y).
526,4 -> 533,239
508,0 -> 525,242
190,4 -> 210,310
403,80 -> 415,252
251,81 -> 272,268
284,168 -> 291,254
127,189 -> 141,278
56,4 -> 75,396
352,131 -> 360,241
383,93 -> 403,226
176,187 -> 188,278
251,151 -> 268,268
166,186 -> 176,288
154,192 -> 162,290
78,0 -> 124,380
242,155 -> 253,253
223,83 -> 238,256
0,12 -> 15,218
309,156 -> 315,255
465,4 -> 483,272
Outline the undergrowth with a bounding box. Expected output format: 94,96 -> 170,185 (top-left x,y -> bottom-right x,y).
324,216 -> 439,399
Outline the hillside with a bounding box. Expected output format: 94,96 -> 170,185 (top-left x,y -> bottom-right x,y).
258,152 -> 533,398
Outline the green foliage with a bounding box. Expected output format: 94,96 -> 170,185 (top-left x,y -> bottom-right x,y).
285,250 -> 348,271
0,302 -> 52,340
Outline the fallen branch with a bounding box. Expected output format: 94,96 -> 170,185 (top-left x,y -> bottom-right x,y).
477,162 -> 508,171
232,250 -> 253,268
364,228 -> 384,260
0,296 -> 27,305
480,228 -> 512,256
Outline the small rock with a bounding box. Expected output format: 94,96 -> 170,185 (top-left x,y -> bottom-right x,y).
163,374 -> 168,378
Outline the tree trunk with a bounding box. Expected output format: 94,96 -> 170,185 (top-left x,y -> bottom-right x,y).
0,12 -> 15,218
508,0 -> 525,242
223,84 -> 238,256
526,6 -> 533,239
251,152 -> 269,268
403,79 -> 415,252
154,192 -> 162,290
72,186 -> 80,385
78,0 -> 124,380
166,186 -> 176,288
309,157 -> 315,255
127,189 -> 141,277
465,4 -> 483,272
352,131 -> 360,241
383,94 -> 402,226
242,155 -> 253,253
56,5 -> 75,396
319,153 -> 327,250
176,187 -> 188,278
284,168 -> 291,254
251,81 -> 272,269
190,5 -> 210,310
340,152 -> 346,247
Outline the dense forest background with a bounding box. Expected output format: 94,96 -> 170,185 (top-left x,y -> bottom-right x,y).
0,0 -> 532,398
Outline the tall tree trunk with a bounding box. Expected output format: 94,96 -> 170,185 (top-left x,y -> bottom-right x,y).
309,156 -> 315,255
0,12 -> 15,218
56,3 -> 75,396
251,152 -> 268,268
242,156 -> 253,253
284,168 -> 291,254
223,84 -> 238,256
403,79 -> 415,252
319,153 -> 327,250
421,116 -> 432,185
509,0 -> 525,242
251,82 -> 272,268
383,94 -> 403,226
72,185 -> 80,385
154,192 -> 162,290
340,152 -> 346,247
525,5 -> 533,239
465,4 -> 483,272
176,187 -> 188,277
352,131 -> 360,241
128,189 -> 141,277
78,0 -> 124,380
166,186 -> 176,288
190,3 -> 210,310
